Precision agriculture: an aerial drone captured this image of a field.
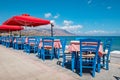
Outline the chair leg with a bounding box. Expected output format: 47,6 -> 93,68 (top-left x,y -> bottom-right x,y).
92,67 -> 96,77
41,49 -> 45,61
57,48 -> 60,59
20,44 -> 21,49
16,44 -> 19,50
50,50 -> 52,60
92,60 -> 97,77
27,46 -> 30,55
42,53 -> 45,61
79,60 -> 82,77
103,55 -> 105,68
75,53 -> 79,70
106,56 -> 109,70
50,54 -> 53,60
34,48 -> 36,53
62,53 -> 66,67
38,49 -> 41,58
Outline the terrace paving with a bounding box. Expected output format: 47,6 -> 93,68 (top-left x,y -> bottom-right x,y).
0,45 -> 120,80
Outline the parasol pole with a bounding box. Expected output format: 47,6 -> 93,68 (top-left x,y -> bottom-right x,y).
20,30 -> 21,37
9,30 -> 11,36
51,23 -> 54,37
10,31 -> 12,36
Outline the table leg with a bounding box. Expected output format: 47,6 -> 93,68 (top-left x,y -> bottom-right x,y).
71,52 -> 75,72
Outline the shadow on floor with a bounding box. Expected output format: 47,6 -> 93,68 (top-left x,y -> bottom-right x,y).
56,60 -> 93,76
113,76 -> 120,80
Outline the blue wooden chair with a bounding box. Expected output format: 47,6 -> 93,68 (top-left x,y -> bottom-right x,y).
6,36 -> 13,48
5,37 -> 10,47
15,37 -> 24,50
41,37 -> 54,61
101,38 -> 112,70
26,37 -> 38,54
79,39 -> 100,77
2,36 -> 6,46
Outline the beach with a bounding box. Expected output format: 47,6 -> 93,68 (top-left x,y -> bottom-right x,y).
0,45 -> 120,80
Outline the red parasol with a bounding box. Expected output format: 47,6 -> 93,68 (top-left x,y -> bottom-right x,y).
0,25 -> 24,31
0,25 -> 24,36
3,14 -> 53,36
3,14 -> 50,26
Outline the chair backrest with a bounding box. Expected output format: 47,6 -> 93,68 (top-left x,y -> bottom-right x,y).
103,38 -> 112,56
16,37 -> 23,43
80,39 -> 101,61
28,37 -> 37,45
9,36 -> 14,42
5,36 -> 13,43
21,37 -> 26,43
5,37 -> 9,41
42,37 -> 54,49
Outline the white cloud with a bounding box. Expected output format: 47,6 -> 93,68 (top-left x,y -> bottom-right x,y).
85,30 -> 108,34
44,13 -> 60,19
50,20 -> 56,25
107,6 -> 112,10
84,30 -> 119,35
44,13 -> 52,18
61,25 -> 83,33
88,0 -> 92,5
63,20 -> 73,26
53,14 -> 60,19
32,24 -> 51,29
35,20 -> 56,29
80,30 -> 120,36
61,20 -> 83,33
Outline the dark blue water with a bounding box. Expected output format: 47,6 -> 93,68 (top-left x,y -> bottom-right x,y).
37,36 -> 120,51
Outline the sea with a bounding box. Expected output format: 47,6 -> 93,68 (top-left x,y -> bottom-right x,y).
38,36 -> 120,52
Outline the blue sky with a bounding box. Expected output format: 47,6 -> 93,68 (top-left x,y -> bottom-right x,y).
0,0 -> 120,36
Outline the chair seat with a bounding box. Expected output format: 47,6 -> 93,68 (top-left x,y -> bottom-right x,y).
44,46 -> 52,50
82,53 -> 95,58
25,37 -> 38,54
102,51 -> 107,55
17,42 -> 22,44
41,37 -> 54,61
30,43 -> 35,46
65,50 -> 70,53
